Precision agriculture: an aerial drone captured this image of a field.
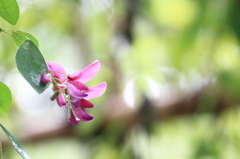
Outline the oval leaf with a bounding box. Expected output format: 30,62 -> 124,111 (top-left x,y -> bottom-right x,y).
0,82 -> 12,115
0,124 -> 30,159
12,31 -> 39,47
0,0 -> 19,25
15,40 -> 49,94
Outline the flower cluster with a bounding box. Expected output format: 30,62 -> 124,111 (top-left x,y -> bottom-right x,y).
40,60 -> 107,125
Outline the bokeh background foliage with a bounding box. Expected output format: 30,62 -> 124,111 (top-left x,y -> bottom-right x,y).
1,0 -> 240,158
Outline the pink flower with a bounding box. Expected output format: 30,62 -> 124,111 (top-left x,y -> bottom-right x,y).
40,60 -> 107,125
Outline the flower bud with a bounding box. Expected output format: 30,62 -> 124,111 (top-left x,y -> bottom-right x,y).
50,91 -> 60,101
40,70 -> 50,84
56,94 -> 67,107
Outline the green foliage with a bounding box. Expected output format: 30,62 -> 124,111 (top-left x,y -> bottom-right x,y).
0,124 -> 30,159
0,0 -> 19,25
123,109 -> 240,159
0,82 -> 12,115
15,40 -> 49,94
12,31 -> 39,47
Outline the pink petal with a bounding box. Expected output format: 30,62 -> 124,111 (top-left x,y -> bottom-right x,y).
67,82 -> 88,98
71,98 -> 80,107
68,111 -> 79,125
56,93 -> 66,107
40,70 -> 50,84
80,99 -> 94,108
67,81 -> 89,91
47,62 -> 66,83
68,60 -> 100,83
72,106 -> 94,122
85,82 -> 107,100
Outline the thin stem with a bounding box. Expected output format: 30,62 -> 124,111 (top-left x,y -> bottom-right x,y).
51,76 -> 65,84
51,77 -> 65,90
0,27 -> 29,43
0,28 -> 12,31
1,30 -> 12,36
1,30 -> 23,43
12,31 -> 29,40
49,71 -> 68,76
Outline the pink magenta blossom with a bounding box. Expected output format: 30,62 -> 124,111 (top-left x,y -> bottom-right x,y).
40,60 -> 107,125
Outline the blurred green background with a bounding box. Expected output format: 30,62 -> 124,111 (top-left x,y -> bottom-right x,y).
1,0 -> 240,158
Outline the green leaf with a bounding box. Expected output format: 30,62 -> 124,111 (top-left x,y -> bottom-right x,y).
15,40 -> 49,94
0,0 -> 19,25
0,124 -> 30,159
0,82 -> 12,115
12,31 -> 39,47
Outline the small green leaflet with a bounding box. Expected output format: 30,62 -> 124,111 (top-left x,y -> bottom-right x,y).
0,82 -> 12,115
0,0 -> 19,25
16,40 -> 49,94
0,124 -> 30,159
12,31 -> 39,47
